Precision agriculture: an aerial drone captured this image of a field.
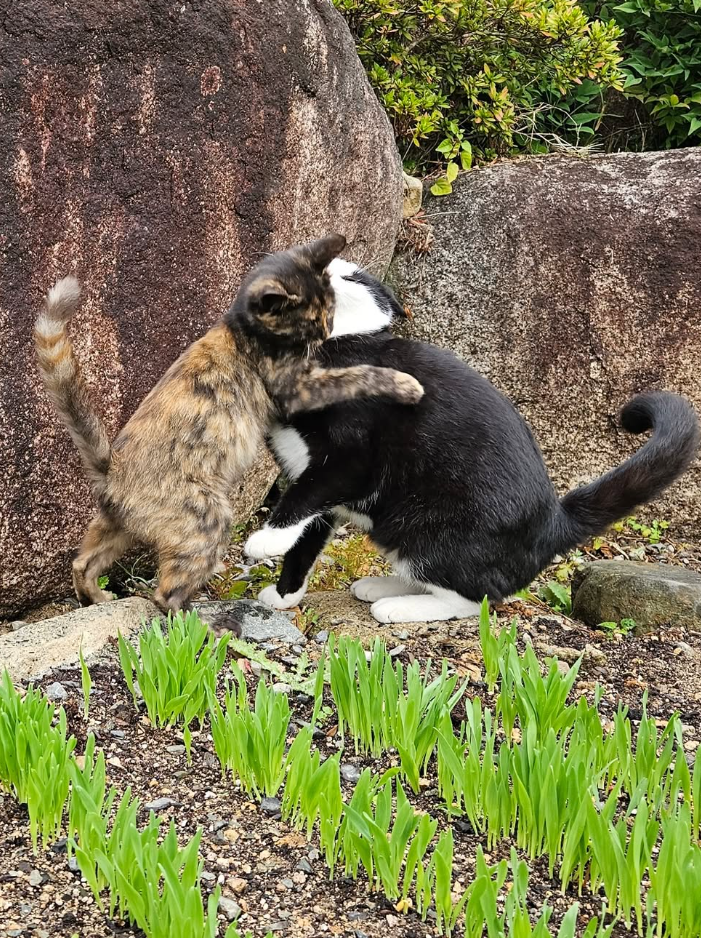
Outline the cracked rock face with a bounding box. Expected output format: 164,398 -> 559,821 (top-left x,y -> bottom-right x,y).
391,150 -> 701,533
0,0 -> 403,617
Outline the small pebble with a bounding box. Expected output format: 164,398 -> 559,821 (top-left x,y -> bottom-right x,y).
219,897 -> 242,921
28,869 -> 44,887
272,683 -> 292,695
11,620 -> 29,631
389,645 -> 405,658
292,644 -> 305,654
166,744 -> 186,755
45,682 -> 67,702
261,796 -> 282,817
295,858 -> 313,874
341,764 -> 361,784
144,797 -> 179,812
314,630 -> 329,644
227,876 -> 248,895
110,730 -> 126,739
200,870 -> 215,883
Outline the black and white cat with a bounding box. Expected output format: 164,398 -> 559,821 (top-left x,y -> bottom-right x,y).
244,259 -> 699,624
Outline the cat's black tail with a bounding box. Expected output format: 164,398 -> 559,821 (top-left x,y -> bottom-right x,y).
553,392 -> 699,552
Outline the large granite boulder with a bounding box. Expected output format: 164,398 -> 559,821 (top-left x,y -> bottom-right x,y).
0,0 -> 403,617
392,150 -> 701,535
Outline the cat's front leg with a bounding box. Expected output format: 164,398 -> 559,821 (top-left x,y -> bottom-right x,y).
257,514 -> 335,609
277,365 -> 424,416
245,458 -> 367,560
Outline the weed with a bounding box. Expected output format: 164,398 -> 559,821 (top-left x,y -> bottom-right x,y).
118,611 -> 230,761
210,664 -> 291,798
309,533 -> 386,591
538,581 -> 573,615
327,634 -> 466,790
79,645 -> 92,721
0,671 -> 76,851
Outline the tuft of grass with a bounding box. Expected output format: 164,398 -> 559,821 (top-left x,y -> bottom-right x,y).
327,634 -> 466,791
0,671 -> 76,852
118,611 -> 230,762
210,664 -> 291,799
309,533 -> 387,591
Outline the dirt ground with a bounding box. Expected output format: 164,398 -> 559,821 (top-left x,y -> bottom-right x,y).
1,524 -> 701,938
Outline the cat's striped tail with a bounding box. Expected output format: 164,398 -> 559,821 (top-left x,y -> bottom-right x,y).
34,277 -> 111,497
554,391 -> 699,552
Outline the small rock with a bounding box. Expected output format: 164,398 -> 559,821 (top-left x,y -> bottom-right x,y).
402,171 -> 423,219
261,796 -> 282,817
328,617 -> 345,627
295,858 -> 313,874
389,644 -> 405,658
67,857 -> 79,872
556,660 -> 570,676
145,797 -> 179,812
28,869 -> 44,887
675,641 -> 694,657
218,897 -> 242,921
272,683 -> 292,695
292,644 -> 305,654
281,878 -> 294,890
341,764 -> 361,784
394,630 -> 409,641
200,870 -> 215,883
314,630 -> 329,644
110,729 -> 126,739
166,744 -> 186,755
45,682 -> 67,702
227,876 -> 248,895
11,620 -> 29,631
193,599 -> 304,644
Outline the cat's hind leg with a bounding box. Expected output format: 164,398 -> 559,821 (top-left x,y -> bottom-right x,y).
370,586 -> 481,624
73,512 -> 131,605
351,576 -> 426,603
153,520 -> 231,622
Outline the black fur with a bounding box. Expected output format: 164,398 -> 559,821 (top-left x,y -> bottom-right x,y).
269,287 -> 699,604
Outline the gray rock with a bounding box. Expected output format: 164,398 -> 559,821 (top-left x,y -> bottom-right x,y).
145,797 -> 179,813
28,869 -> 44,887
295,858 -> 313,874
0,0 -> 403,620
341,764 -> 362,784
218,897 -> 242,922
45,682 -> 67,702
391,150 -> 701,537
0,597 -> 159,683
272,683 -> 292,695
314,630 -> 329,644
572,560 -> 701,633
260,796 -> 282,817
193,600 -> 304,645
11,620 -> 28,631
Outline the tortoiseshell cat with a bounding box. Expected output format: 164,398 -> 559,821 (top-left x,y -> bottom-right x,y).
34,235 -> 423,620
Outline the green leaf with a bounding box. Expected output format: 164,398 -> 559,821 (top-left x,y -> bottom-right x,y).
430,176 -> 452,197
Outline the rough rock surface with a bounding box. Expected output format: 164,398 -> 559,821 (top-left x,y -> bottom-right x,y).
0,0 -> 403,617
0,597 -> 304,681
572,560 -> 701,632
391,151 -> 701,534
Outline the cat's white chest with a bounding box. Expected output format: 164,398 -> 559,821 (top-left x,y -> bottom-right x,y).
269,424 -> 310,480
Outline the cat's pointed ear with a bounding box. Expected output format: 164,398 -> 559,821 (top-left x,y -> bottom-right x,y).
249,279 -> 298,314
304,234 -> 347,272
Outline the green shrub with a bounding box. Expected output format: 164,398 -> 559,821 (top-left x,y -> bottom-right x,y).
538,0 -> 701,149
332,0 -> 623,172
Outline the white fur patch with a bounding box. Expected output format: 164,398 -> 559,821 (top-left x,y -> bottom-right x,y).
351,575 -> 425,603
269,423 -> 310,480
333,506 -> 374,532
34,314 -> 64,338
327,258 -> 392,338
258,580 -> 309,609
370,587 -> 481,624
244,517 -> 317,560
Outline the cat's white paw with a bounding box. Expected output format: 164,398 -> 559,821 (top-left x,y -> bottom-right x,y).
351,575 -> 423,603
370,593 -> 479,624
258,582 -> 308,610
244,518 -> 314,560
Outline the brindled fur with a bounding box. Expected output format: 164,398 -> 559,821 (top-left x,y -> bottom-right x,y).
34,235 -> 424,621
